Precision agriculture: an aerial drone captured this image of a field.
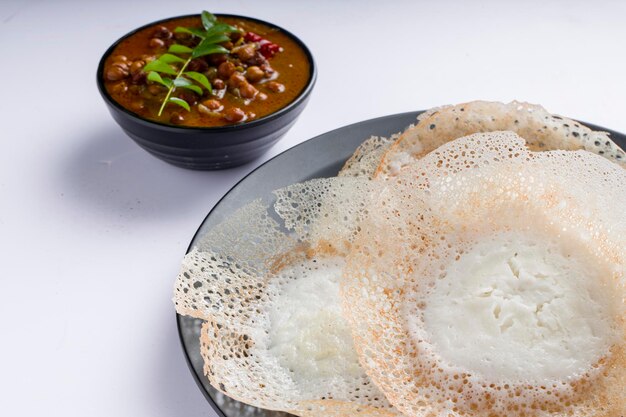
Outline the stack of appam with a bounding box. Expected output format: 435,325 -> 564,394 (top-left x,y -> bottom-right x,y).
174,101 -> 625,417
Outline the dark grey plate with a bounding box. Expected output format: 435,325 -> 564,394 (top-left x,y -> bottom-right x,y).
176,112 -> 626,417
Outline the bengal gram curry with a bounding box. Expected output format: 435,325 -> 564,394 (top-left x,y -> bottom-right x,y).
103,15 -> 311,127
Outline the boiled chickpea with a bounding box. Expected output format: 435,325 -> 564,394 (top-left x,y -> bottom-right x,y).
174,31 -> 191,41
246,66 -> 264,83
130,60 -> 145,75
217,61 -> 236,79
239,82 -> 258,99
212,78 -> 225,90
106,65 -> 129,81
197,104 -> 212,116
261,63 -> 275,76
111,62 -> 129,72
228,72 -> 246,88
208,54 -> 227,66
149,38 -> 165,48
179,90 -> 198,106
111,55 -> 128,64
131,71 -> 147,85
237,45 -> 255,62
267,81 -> 285,93
202,99 -> 222,110
153,25 -> 173,40
224,107 -> 245,122
188,58 -> 208,73
205,67 -> 218,80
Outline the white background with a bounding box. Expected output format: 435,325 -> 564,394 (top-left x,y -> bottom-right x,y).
1,0 -> 625,416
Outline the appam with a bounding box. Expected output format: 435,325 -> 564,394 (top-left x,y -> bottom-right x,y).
175,106 -> 626,417
342,131 -> 625,417
376,101 -> 626,177
174,178 -> 398,417
339,133 -> 401,179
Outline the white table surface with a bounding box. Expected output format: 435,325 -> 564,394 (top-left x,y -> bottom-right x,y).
1,0 -> 625,415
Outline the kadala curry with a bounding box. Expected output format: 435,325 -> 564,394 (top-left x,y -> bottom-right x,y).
103,13 -> 311,127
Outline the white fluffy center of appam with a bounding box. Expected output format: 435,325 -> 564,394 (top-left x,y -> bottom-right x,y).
422,232 -> 616,382
267,257 -> 362,382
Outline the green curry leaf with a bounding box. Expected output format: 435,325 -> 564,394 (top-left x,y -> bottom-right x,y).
184,71 -> 212,93
201,11 -> 216,30
200,33 -> 231,45
150,10 -> 238,118
159,53 -> 186,64
167,97 -> 191,112
147,71 -> 172,88
204,23 -> 239,37
192,44 -> 229,59
173,77 -> 204,95
180,84 -> 204,95
144,59 -> 177,75
168,44 -> 193,54
174,26 -> 206,39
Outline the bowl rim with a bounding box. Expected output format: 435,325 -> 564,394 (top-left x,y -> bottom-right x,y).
96,13 -> 317,132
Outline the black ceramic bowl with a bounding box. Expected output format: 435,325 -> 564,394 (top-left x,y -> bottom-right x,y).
97,14 -> 316,170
